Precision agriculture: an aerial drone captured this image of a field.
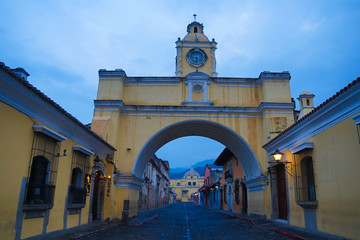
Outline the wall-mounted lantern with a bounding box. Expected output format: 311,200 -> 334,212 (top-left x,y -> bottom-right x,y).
268,149 -> 292,176
272,149 -> 283,161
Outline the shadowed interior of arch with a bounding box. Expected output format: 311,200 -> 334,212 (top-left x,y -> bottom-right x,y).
132,120 -> 261,181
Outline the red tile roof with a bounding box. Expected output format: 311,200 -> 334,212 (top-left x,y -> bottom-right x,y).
263,77 -> 360,148
0,62 -> 116,151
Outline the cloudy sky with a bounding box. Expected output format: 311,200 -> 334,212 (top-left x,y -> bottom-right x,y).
1,1 -> 360,168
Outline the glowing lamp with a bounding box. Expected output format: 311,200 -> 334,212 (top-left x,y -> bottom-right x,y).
272,149 -> 283,161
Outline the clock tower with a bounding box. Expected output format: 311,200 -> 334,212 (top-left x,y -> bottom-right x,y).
175,16 -> 217,77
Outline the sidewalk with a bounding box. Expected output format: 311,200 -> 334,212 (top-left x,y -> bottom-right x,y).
24,205 -> 171,240
203,206 -> 349,240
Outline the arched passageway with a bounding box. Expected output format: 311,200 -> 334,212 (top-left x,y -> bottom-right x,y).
132,120 -> 261,181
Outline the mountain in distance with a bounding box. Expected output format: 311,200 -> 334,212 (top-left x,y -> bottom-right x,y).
170,159 -> 215,179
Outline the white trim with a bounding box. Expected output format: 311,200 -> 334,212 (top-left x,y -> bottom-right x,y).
290,142 -> 314,154
352,113 -> 360,125
33,125 -> 67,142
72,145 -> 94,156
114,174 -> 143,190
0,70 -> 114,157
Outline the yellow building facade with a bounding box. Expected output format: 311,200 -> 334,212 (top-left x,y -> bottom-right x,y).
263,79 -> 360,239
92,19 -> 295,219
170,169 -> 203,202
0,64 -> 116,240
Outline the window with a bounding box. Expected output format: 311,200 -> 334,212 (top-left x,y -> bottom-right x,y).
24,132 -> 60,209
225,161 -> 233,179
234,180 -> 240,204
294,150 -> 316,203
194,27 -> 198,33
224,185 -> 227,203
68,149 -> 90,207
177,182 -> 180,186
182,190 -> 188,197
193,182 -> 196,186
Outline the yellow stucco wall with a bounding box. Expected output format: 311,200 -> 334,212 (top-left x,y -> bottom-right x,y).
279,117 -> 360,239
170,175 -> 203,202
0,101 -> 112,239
0,101 -> 34,239
93,71 -> 293,219
312,117 -> 360,239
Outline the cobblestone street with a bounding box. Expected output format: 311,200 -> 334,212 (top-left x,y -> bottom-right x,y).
31,203 -> 346,240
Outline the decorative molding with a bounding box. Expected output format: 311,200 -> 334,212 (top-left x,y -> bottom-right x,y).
259,102 -> 295,114
243,175 -> 268,192
259,71 -> 291,80
72,145 -> 94,156
124,77 -> 181,85
290,142 -> 314,154
94,100 -> 293,117
214,78 -> 260,85
98,69 -> 127,78
33,125 -> 67,142
181,100 -> 214,106
0,69 -> 115,158
114,174 -> 143,190
352,113 -> 360,125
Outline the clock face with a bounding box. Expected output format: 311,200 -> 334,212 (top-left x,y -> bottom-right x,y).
186,48 -> 207,67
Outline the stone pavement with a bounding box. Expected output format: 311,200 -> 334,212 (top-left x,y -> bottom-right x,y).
25,203 -> 348,240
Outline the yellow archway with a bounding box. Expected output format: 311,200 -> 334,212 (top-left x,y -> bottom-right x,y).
133,119 -> 261,180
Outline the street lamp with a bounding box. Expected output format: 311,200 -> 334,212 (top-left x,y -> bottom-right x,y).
268,149 -> 292,176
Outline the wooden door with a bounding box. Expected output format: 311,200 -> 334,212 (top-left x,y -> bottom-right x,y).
276,164 -> 288,220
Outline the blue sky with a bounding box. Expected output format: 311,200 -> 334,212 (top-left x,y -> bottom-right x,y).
1,1 -> 360,168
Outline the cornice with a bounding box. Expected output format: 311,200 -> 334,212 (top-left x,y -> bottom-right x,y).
124,77 -> 181,84
0,67 -> 115,157
94,100 -> 294,117
114,174 -> 143,190
72,145 -> 94,156
259,102 -> 295,114
33,125 -> 67,142
243,175 -> 268,192
214,77 -> 260,85
290,142 -> 314,154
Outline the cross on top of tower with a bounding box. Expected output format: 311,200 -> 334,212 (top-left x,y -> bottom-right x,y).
193,14 -> 197,21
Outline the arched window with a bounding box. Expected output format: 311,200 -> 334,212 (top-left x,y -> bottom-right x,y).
300,157 -> 316,201
193,182 -> 196,186
188,182 -> 191,186
26,156 -> 52,204
68,150 -> 90,206
71,168 -> 83,188
194,27 -> 198,33
177,182 -> 180,186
